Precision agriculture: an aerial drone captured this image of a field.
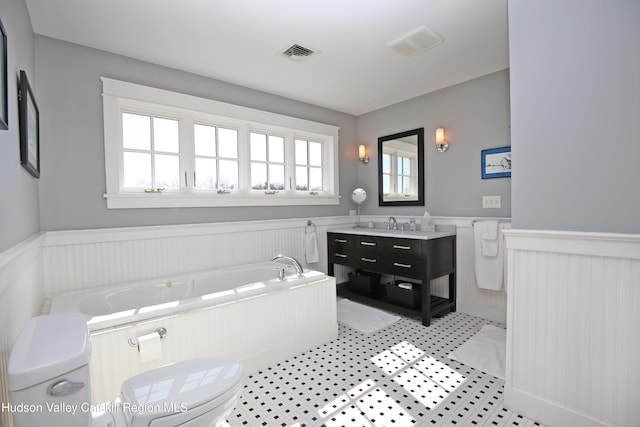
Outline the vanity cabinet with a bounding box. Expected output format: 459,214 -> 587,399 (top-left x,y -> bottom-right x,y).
327,230 -> 456,326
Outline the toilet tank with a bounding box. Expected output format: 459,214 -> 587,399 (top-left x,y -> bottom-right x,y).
8,313 -> 92,427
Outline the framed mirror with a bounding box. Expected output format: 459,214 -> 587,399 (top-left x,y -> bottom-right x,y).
378,128 -> 424,206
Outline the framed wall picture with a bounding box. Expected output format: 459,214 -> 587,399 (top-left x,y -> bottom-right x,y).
18,70 -> 40,178
0,17 -> 8,130
481,146 -> 511,179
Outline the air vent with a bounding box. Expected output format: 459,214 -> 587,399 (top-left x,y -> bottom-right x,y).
279,43 -> 320,62
388,26 -> 442,57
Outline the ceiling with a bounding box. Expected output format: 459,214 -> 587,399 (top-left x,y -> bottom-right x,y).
25,0 -> 509,116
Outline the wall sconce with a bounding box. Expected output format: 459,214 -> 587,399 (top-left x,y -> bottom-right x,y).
436,127 -> 448,152
358,144 -> 369,163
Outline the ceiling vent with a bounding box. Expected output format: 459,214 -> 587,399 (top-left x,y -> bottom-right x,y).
279,43 -> 319,62
388,26 -> 442,57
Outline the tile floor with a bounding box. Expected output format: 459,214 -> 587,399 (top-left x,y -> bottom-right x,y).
226,310 -> 543,427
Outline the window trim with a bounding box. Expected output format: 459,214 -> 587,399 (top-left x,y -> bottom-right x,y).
101,77 -> 340,208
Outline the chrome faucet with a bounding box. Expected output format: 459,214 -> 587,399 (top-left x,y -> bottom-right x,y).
387,216 -> 397,230
272,254 -> 304,278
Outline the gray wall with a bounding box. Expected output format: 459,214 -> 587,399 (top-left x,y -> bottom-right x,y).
34,36 -> 358,231
356,70 -> 511,218
509,0 -> 640,233
0,0 -> 39,253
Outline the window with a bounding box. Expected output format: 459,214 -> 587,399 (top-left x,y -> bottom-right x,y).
250,132 -> 285,191
295,139 -> 323,192
101,78 -> 340,208
195,124 -> 239,190
122,113 -> 180,190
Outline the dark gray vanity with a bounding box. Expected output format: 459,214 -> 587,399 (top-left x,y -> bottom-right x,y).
327,228 -> 456,326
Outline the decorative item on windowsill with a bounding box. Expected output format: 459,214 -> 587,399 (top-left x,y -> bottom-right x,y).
351,188 -> 367,228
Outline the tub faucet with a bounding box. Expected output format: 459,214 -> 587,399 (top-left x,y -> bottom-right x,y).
387,216 -> 397,230
272,254 -> 304,278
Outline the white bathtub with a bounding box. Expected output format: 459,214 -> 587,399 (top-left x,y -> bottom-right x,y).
49,262 -> 338,403
50,262 -> 328,331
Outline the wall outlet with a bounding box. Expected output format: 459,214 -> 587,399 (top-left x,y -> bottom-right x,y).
482,195 -> 501,208
349,210 -> 357,216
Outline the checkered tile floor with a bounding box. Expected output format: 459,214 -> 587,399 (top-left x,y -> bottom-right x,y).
226,310 -> 543,426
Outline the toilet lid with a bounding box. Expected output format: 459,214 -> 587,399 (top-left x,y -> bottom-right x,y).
121,358 -> 242,424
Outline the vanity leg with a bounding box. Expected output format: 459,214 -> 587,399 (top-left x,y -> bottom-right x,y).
449,271 -> 457,312
421,280 -> 431,326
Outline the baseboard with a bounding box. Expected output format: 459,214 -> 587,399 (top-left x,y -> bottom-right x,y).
505,386 -> 611,427
457,298 -> 506,324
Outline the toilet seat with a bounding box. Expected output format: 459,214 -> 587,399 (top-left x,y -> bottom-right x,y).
120,358 -> 243,427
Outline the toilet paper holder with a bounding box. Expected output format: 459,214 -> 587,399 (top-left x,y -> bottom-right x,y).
128,327 -> 167,347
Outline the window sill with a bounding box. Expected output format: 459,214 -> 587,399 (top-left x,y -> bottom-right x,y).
104,192 -> 341,209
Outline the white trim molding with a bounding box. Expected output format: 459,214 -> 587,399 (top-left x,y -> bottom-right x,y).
504,229 -> 640,427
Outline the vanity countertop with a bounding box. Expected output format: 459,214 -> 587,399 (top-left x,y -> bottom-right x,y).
328,227 -> 455,241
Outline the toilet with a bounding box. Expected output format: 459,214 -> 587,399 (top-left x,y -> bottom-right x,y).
8,313 -> 243,427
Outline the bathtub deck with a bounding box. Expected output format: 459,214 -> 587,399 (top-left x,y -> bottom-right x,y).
226,311 -> 543,427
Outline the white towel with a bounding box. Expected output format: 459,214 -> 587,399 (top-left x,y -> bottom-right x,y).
304,231 -> 319,264
473,221 -> 510,291
477,220 -> 499,257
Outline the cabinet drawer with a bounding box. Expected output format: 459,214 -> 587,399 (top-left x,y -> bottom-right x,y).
354,235 -> 385,252
386,256 -> 424,279
355,254 -> 384,272
329,250 -> 355,265
329,233 -> 354,250
384,238 -> 422,257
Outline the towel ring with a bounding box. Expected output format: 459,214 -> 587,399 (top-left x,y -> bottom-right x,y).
306,220 -> 316,234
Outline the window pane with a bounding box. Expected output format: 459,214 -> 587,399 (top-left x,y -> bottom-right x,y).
123,152 -> 151,188
382,154 -> 391,173
295,140 -> 307,165
250,133 -> 267,161
122,113 -> 150,150
195,158 -> 216,189
402,176 -> 411,193
309,167 -> 322,192
218,159 -> 238,189
397,157 -> 403,173
251,163 -> 267,190
194,124 -> 216,157
269,164 -> 284,190
403,157 -> 411,174
383,174 -> 390,193
296,166 -> 308,190
153,118 -> 179,153
218,128 -> 238,158
309,141 -> 322,167
268,136 -> 284,163
154,154 -> 180,188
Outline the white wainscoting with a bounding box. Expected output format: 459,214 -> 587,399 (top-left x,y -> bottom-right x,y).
447,220 -> 508,323
0,234 -> 45,427
42,216 -> 354,297
504,229 -> 640,427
